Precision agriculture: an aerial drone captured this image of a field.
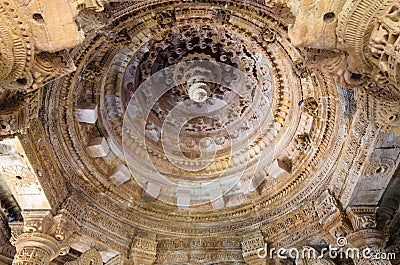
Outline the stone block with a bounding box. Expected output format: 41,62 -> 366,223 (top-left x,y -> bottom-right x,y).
85,137 -> 109,158
74,103 -> 98,124
240,179 -> 255,194
209,188 -> 225,209
176,189 -> 191,209
109,165 -> 131,186
146,182 -> 161,198
269,159 -> 291,179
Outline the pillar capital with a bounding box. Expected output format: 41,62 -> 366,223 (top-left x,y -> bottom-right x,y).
345,207 -> 390,265
11,209 -> 80,265
346,229 -> 391,265
346,206 -> 378,231
12,232 -> 60,265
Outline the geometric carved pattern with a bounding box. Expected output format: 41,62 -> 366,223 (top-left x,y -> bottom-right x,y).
12,247 -> 50,265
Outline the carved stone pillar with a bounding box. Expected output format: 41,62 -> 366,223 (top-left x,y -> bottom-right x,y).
12,233 -> 60,265
241,230 -> 267,265
346,207 -> 391,265
11,209 -> 79,265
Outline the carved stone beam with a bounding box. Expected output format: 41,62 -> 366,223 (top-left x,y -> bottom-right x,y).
241,230 -> 269,265
128,231 -> 157,265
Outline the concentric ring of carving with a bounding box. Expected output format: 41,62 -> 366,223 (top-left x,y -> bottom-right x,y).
44,0 -> 341,234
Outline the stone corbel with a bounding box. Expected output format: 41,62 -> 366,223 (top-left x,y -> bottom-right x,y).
47,209 -> 81,256
346,206 -> 378,231
314,191 -> 353,243
21,210 -> 53,234
48,210 -> 80,242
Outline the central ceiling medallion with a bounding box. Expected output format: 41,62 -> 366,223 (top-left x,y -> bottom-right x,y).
187,81 -> 209,103
119,24 -> 277,207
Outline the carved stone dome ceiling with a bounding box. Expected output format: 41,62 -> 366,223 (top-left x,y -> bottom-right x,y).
44,0 -> 342,236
